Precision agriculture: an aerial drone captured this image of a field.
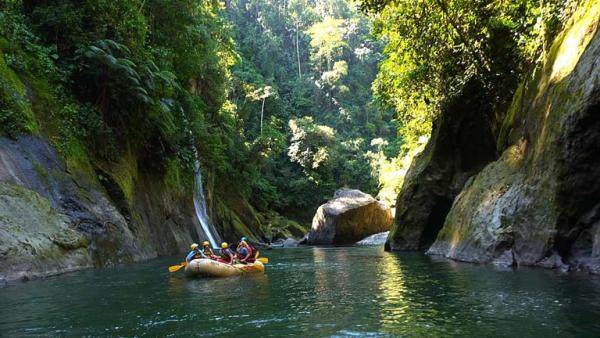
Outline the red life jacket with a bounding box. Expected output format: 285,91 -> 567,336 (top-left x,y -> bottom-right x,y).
238,243 -> 256,263
219,248 -> 233,263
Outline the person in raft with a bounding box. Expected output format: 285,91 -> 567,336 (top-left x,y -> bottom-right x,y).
218,242 -> 235,265
237,237 -> 257,263
186,243 -> 206,263
202,241 -> 216,259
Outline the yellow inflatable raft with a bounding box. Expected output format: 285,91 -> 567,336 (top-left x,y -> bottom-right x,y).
184,259 -> 265,278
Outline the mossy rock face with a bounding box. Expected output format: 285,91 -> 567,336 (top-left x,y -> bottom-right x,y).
0,182 -> 92,282
260,211 -> 308,241
213,196 -> 258,242
386,80 -> 498,251
0,49 -> 38,137
428,0 -> 600,273
0,136 -> 150,280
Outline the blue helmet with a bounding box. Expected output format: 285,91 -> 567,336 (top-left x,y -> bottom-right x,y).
241,237 -> 248,242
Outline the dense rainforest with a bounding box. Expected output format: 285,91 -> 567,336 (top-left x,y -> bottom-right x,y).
0,0 -> 401,225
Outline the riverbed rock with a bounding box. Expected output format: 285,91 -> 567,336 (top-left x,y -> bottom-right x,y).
272,237 -> 300,248
357,231 -> 389,246
307,189 -> 392,245
282,238 -> 300,247
427,2 -> 600,273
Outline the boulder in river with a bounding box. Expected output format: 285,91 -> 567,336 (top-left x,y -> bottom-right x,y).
307,189 -> 393,245
356,231 -> 390,246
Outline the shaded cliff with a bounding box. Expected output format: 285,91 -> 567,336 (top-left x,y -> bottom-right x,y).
0,132 -> 296,282
387,0 -> 600,273
0,135 -> 202,282
386,81 -> 497,251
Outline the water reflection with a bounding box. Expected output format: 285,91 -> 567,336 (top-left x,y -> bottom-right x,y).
2,248 -> 600,337
377,251 -> 407,324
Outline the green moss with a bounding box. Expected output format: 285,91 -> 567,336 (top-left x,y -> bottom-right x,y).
63,139 -> 94,176
51,231 -> 89,251
497,81 -> 525,150
259,210 -> 308,240
108,151 -> 139,206
32,161 -> 48,179
163,158 -> 193,200
214,197 -> 256,240
0,49 -> 38,137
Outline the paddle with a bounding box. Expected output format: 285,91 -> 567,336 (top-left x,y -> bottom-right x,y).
255,250 -> 268,264
168,262 -> 187,273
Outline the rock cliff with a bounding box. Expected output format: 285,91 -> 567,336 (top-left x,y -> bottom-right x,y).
0,136 -> 199,281
387,0 -> 600,273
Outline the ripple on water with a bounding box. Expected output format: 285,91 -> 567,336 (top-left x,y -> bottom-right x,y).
1,247 -> 600,337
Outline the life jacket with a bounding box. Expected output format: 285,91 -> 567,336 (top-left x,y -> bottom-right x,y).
219,248 -> 233,263
192,250 -> 204,260
238,244 -> 256,263
203,246 -> 214,257
246,243 -> 257,258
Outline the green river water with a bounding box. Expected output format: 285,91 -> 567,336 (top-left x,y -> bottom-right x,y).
1,246 -> 600,337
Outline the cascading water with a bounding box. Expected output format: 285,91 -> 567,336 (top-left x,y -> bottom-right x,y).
193,157 -> 221,249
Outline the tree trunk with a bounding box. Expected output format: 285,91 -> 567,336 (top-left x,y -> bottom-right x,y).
296,22 -> 302,79
260,97 -> 266,135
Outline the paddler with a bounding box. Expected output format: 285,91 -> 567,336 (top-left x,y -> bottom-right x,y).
186,243 -> 206,262
218,242 -> 235,265
237,237 -> 257,263
202,241 -> 216,259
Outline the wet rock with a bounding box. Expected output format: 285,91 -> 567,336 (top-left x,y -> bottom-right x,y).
0,182 -> 92,282
428,4 -> 600,273
386,80 -> 497,251
357,231 -> 390,246
537,253 -> 568,271
272,238 -> 300,248
282,238 -> 300,247
307,189 -> 393,245
0,136 -> 200,282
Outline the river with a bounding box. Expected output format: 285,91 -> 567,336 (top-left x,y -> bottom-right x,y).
1,246 -> 600,337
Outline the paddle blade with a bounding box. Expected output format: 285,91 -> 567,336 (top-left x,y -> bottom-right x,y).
168,262 -> 187,273
257,257 -> 269,264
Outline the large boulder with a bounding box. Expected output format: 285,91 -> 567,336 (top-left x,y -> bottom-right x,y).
307,189 -> 393,245
428,3 -> 600,273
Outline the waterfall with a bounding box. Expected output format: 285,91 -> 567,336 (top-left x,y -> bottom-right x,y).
193,158 -> 221,249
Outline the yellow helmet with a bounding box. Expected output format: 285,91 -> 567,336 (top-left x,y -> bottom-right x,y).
221,242 -> 229,249
203,241 -> 210,247
190,243 -> 199,250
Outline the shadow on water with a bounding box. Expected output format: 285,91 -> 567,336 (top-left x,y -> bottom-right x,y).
1,247 -> 600,337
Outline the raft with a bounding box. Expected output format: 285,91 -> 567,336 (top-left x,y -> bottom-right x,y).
184,259 -> 265,278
